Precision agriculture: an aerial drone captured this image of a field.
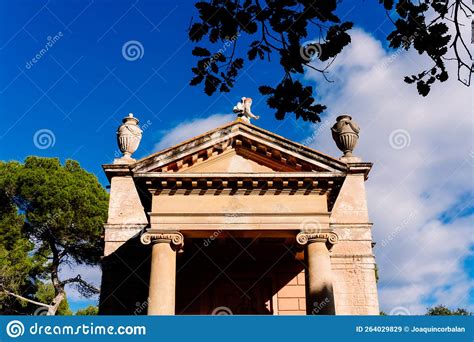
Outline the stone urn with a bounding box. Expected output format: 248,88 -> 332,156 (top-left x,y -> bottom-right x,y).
117,113 -> 142,160
331,115 -> 360,157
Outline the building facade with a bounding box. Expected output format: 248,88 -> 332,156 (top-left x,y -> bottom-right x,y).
99,110 -> 379,315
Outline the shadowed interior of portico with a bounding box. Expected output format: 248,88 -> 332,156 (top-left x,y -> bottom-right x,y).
176,237 -> 304,315
99,235 -> 150,315
99,234 -> 306,315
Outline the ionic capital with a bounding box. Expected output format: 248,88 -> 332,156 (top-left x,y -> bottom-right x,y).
140,231 -> 184,249
296,231 -> 338,249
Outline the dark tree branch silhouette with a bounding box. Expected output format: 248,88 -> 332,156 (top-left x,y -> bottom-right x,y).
188,0 -> 472,123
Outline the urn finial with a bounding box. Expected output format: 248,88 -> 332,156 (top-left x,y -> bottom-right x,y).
331,115 -> 360,162
115,113 -> 143,164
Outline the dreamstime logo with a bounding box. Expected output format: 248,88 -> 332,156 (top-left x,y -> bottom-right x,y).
34,306 -> 50,316
211,306 -> 233,315
122,40 -> 144,61
389,129 -> 411,150
300,219 -> 322,234
133,298 -> 149,315
300,119 -> 331,148
36,211 -> 62,236
33,129 -> 56,149
204,33 -> 240,71
312,297 -> 330,314
6,320 -> 25,338
389,306 -> 411,315
25,31 -> 63,70
203,229 -> 223,247
300,41 -> 322,61
380,209 -> 418,248
375,33 -> 418,71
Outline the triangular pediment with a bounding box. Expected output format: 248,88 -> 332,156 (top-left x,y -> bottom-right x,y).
131,120 -> 348,174
184,149 -> 292,173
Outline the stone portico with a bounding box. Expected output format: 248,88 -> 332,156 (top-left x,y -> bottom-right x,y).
99,112 -> 379,315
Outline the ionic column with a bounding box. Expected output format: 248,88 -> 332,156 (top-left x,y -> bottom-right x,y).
296,232 -> 338,315
140,232 -> 184,315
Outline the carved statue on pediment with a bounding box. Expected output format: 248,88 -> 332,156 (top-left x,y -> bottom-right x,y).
233,97 -> 260,123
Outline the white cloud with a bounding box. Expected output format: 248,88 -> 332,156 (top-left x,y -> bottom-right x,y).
64,30 -> 472,314
154,113 -> 234,151
306,28 -> 473,314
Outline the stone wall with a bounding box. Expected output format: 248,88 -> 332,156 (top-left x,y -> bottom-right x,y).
332,256 -> 379,314
329,174 -> 380,315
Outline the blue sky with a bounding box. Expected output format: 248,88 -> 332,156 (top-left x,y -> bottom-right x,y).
0,0 -> 390,185
0,0 -> 472,314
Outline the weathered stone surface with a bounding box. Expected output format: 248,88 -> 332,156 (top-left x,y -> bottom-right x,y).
100,118 -> 379,315
330,175 -> 370,224
107,176 -> 147,225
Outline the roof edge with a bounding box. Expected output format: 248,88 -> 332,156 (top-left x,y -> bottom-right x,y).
131,119 -> 351,173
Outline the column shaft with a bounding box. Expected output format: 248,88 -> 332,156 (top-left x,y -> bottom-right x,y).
148,241 -> 176,315
306,240 -> 336,315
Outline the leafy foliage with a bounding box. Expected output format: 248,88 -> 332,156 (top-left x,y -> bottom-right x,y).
15,157 -> 108,268
383,0 -> 453,96
0,161 -> 44,314
426,305 -> 472,316
188,0 -> 472,122
75,305 -> 99,316
188,0 -> 352,122
380,305 -> 472,316
35,283 -> 72,316
0,157 -> 108,314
